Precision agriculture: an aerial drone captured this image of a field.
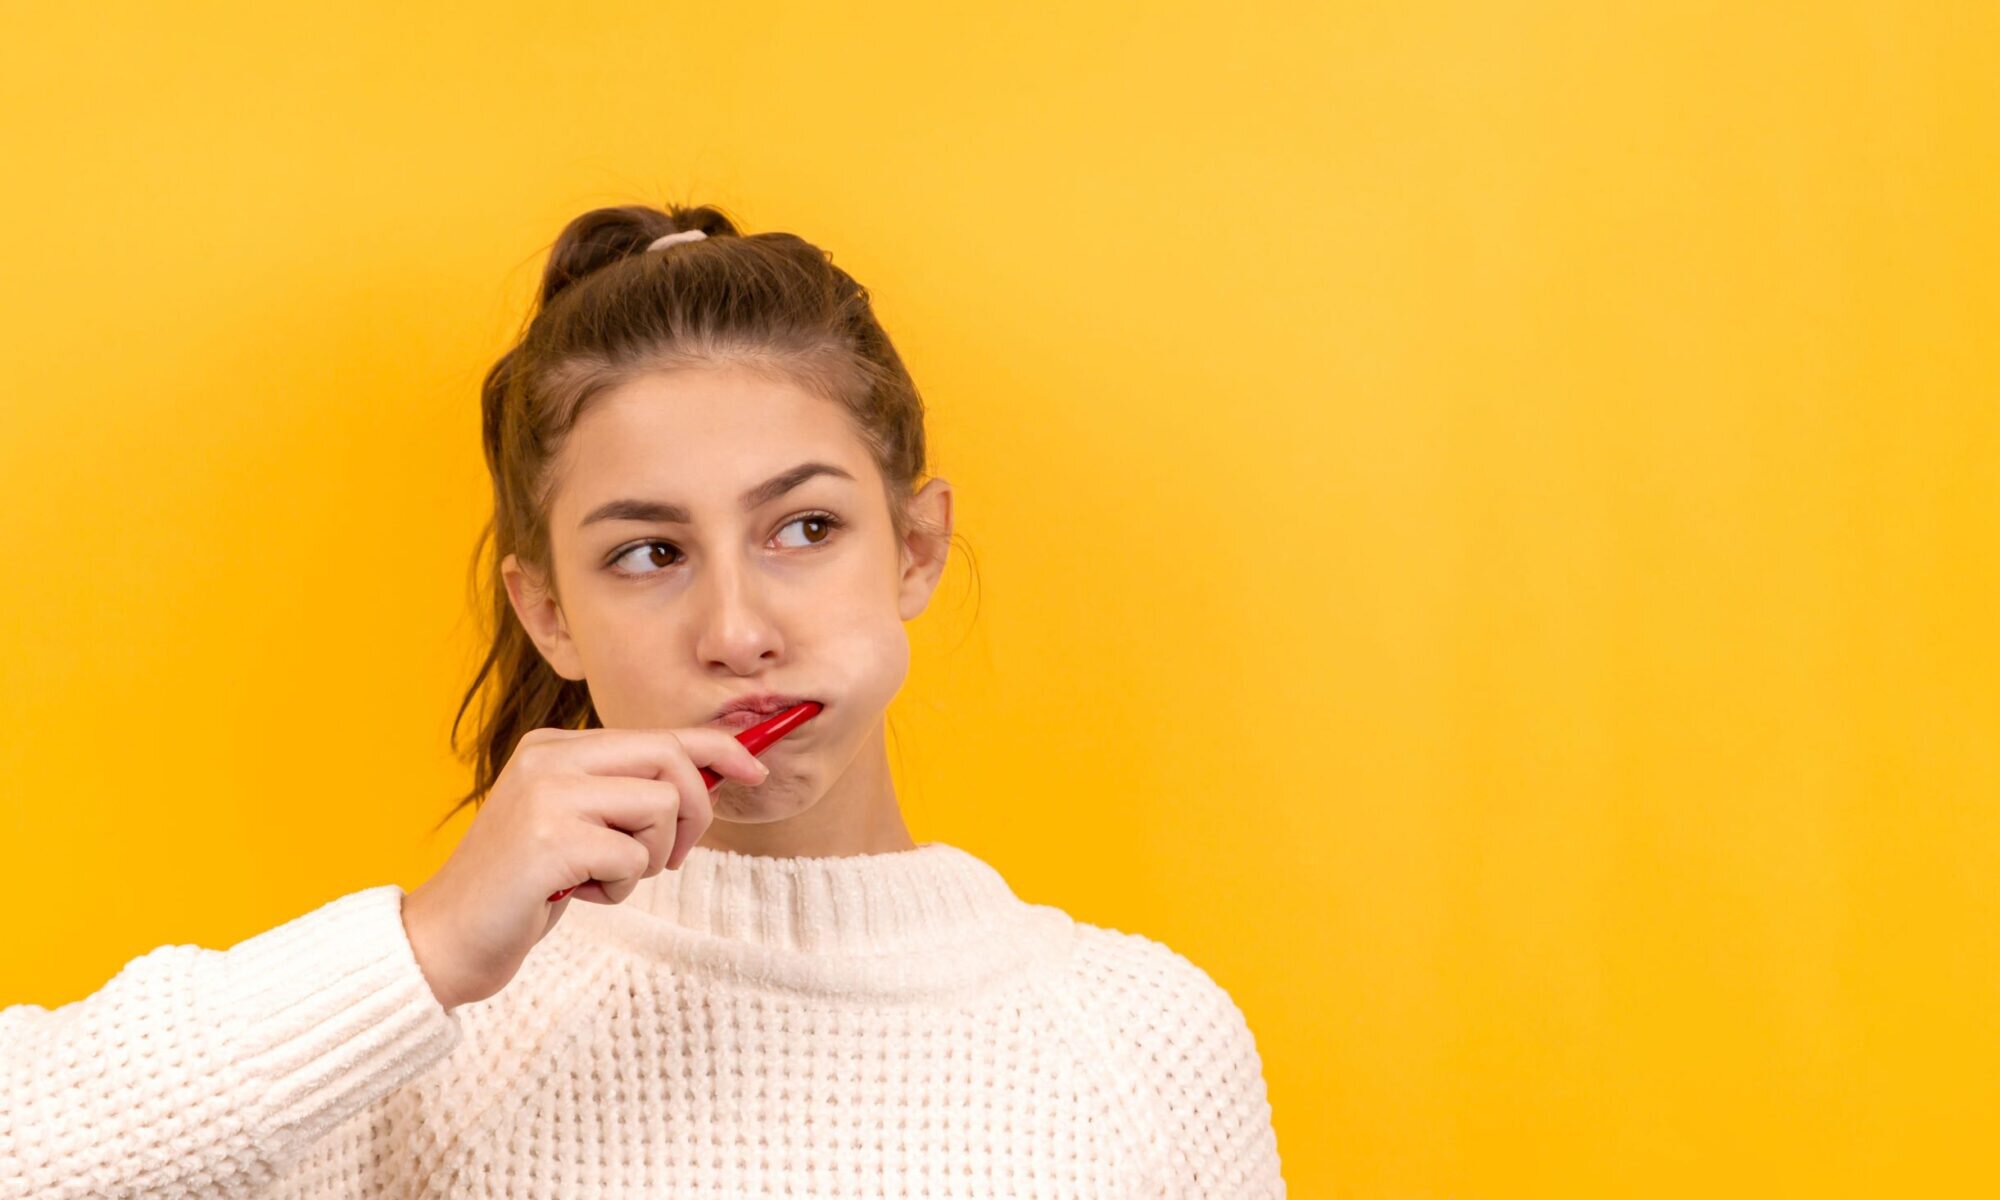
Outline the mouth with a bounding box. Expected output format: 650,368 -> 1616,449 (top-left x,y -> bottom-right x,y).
706,696 -> 823,732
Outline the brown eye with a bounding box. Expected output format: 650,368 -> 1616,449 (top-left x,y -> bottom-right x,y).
607,513 -> 842,579
608,541 -> 683,575
775,512 -> 843,548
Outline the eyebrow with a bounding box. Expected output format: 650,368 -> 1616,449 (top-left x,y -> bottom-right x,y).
577,461 -> 858,528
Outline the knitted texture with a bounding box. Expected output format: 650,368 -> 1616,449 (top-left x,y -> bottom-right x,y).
2,841 -> 1284,1198
0,885 -> 462,1199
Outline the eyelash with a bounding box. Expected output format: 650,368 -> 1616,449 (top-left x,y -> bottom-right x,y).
604,511 -> 846,578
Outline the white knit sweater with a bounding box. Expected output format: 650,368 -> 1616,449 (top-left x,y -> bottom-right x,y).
0,841 -> 1284,1198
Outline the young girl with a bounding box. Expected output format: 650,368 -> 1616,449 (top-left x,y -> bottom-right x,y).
0,203 -> 1286,1198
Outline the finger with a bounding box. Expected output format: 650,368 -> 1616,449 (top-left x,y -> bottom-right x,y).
562,823 -> 654,906
552,725 -> 772,784
655,741 -> 718,872
543,895 -> 570,935
554,775 -> 681,877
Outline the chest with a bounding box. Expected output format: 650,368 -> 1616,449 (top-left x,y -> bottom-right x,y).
432,1001 -> 1165,1197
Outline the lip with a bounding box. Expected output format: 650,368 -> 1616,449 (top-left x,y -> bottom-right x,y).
707,693 -> 820,724
710,709 -> 776,733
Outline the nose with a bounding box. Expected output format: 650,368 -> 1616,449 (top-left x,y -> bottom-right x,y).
692,550 -> 784,671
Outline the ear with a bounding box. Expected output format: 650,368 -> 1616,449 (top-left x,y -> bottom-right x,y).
501,552 -> 587,681
896,477 -> 954,622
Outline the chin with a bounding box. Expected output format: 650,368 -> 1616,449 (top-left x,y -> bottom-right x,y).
711,778 -> 816,823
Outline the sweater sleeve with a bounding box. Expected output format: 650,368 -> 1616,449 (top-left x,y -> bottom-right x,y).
1072,927 -> 1288,1199
1153,957 -> 1286,1199
0,884 -> 464,1200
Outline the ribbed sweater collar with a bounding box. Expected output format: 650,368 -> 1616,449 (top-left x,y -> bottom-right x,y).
553,840 -> 1071,1000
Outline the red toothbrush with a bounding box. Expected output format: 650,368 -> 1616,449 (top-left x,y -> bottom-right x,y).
545,700 -> 823,902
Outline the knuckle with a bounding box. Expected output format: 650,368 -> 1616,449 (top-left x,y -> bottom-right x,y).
527,813 -> 565,850
681,802 -> 712,841
512,740 -> 550,773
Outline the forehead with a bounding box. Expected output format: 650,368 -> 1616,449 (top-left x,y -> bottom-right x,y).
551,364 -> 868,523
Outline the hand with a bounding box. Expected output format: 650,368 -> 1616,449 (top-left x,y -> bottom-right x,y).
400,724 -> 771,1011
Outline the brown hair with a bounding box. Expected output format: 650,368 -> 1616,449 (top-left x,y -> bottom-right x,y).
434,201 -> 974,833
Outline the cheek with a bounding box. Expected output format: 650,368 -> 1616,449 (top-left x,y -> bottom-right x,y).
574,627 -> 681,728
813,611 -> 911,715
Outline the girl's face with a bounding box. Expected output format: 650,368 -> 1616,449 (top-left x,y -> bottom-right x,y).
500,362 -> 951,827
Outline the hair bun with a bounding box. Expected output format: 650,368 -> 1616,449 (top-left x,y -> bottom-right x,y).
535,203 -> 744,308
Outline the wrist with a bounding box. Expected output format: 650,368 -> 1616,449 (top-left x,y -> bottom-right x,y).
401,885 -> 461,1013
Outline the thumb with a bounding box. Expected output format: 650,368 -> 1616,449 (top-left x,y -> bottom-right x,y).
542,895 -> 570,938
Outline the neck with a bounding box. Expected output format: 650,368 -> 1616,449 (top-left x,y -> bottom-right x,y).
695,710 -> 916,858
554,839 -> 1077,999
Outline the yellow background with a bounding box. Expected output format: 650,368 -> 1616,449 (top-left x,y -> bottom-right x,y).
2,3 -> 1995,1195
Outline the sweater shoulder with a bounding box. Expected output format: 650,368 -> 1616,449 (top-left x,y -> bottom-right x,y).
1060,918 -> 1269,1087
1065,919 -> 1244,1024
1060,921 -> 1287,1197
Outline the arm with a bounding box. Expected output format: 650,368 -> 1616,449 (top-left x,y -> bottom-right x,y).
1152,962 -> 1287,1199
1072,928 -> 1288,1199
0,885 -> 463,1200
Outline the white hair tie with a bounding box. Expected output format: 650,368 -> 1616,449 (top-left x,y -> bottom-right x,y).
647,229 -> 708,252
